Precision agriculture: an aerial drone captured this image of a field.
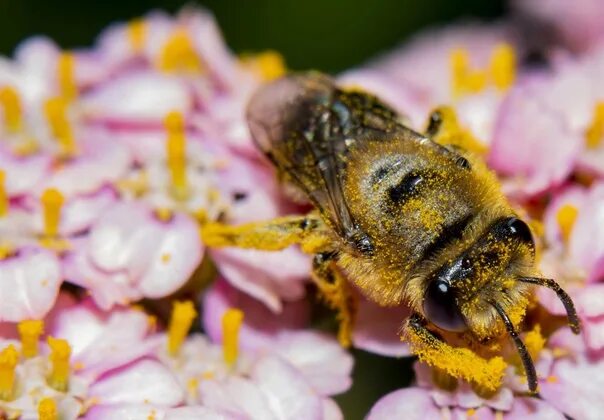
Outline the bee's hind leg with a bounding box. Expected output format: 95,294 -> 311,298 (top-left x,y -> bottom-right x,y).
404,314 -> 507,393
201,214 -> 330,252
312,252 -> 357,348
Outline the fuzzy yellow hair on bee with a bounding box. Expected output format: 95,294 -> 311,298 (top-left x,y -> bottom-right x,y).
201,72 -> 580,394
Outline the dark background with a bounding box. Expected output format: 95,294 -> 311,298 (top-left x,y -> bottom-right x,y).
0,0 -> 504,72
0,0 -> 504,418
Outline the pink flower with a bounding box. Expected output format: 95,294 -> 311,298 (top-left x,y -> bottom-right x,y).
64,202 -> 203,309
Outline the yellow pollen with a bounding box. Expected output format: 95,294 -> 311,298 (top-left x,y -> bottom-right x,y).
44,97 -> 77,157
450,47 -> 487,98
0,345 -> 18,401
241,50 -> 287,81
0,242 -> 14,260
165,111 -> 188,199
0,170 -> 8,218
154,207 -> 174,223
187,377 -> 199,398
222,308 -> 244,367
127,19 -> 147,53
556,204 -> 578,243
546,375 -> 558,383
489,43 -> 516,91
524,325 -> 546,360
585,102 -> 604,149
466,408 -> 476,418
18,320 -> 44,358
38,397 -> 57,420
158,29 -> 203,73
0,86 -> 22,132
47,336 -> 71,392
57,53 -> 77,101
41,188 -> 64,238
167,300 -> 197,356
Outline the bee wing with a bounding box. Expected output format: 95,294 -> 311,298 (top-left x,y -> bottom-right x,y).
246,72 -> 427,244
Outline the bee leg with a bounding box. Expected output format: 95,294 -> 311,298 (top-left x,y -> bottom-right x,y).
404,313 -> 507,393
201,214 -> 330,252
424,106 -> 487,154
312,252 -> 357,348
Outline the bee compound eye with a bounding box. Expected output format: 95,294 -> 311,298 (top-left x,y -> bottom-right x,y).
423,279 -> 468,332
506,217 -> 533,245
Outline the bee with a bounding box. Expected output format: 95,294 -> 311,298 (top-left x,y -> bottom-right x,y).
202,72 -> 580,393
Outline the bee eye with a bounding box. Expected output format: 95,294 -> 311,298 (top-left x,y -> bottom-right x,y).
423,279 -> 467,332
506,217 -> 533,244
389,172 -> 423,202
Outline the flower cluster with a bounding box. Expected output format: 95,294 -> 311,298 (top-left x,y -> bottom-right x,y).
0,8 -> 352,419
0,2 -> 603,419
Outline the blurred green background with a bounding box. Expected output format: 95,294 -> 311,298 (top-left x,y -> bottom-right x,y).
0,0 -> 504,72
0,0 -> 504,418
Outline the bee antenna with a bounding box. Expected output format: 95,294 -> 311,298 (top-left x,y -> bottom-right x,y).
518,277 -> 581,334
489,300 -> 538,394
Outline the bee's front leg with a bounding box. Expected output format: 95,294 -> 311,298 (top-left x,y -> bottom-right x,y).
312,252 -> 357,348
404,313 -> 507,393
201,214 -> 331,252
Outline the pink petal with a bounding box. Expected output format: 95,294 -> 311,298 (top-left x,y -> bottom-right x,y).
352,297 -> 411,357
0,247 -> 62,321
322,398 -> 343,420
81,70 -> 193,127
211,247 -> 309,313
367,388 -> 442,420
202,279 -> 310,350
85,405 -> 240,420
489,83 -> 582,198
505,397 -> 565,420
89,359 -> 184,406
0,148 -> 51,197
88,202 -> 203,299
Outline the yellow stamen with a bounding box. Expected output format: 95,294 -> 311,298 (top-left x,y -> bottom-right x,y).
47,336 -> 71,392
0,170 -> 8,218
428,106 -> 487,154
489,43 -> 516,91
127,19 -> 147,53
546,375 -> 558,383
450,48 -> 487,98
44,97 -> 77,157
18,320 -> 44,358
585,102 -> 604,149
556,204 -> 578,243
0,345 -> 18,400
154,207 -> 174,223
466,408 -> 476,418
38,397 -> 57,420
0,242 -> 14,260
57,52 -> 77,101
158,29 -> 203,73
167,300 -> 197,356
241,50 -> 287,81
0,86 -> 22,132
41,188 -> 64,238
165,111 -> 188,199
222,308 -> 244,367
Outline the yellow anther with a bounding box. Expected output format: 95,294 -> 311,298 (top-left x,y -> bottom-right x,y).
489,43 -> 516,91
0,86 -> 22,132
167,300 -> 197,356
0,170 -> 8,218
546,375 -> 558,383
222,308 -> 244,367
47,336 -> 71,392
0,345 -> 18,400
165,111 -> 188,199
127,19 -> 147,53
241,50 -> 287,81
450,48 -> 487,98
57,52 -> 77,101
524,325 -> 546,360
41,188 -> 64,238
38,397 -> 57,420
466,408 -> 476,418
158,29 -> 203,73
18,320 -> 44,358
154,207 -> 174,223
429,106 -> 487,154
0,242 -> 14,260
556,204 -> 578,243
187,377 -> 199,398
585,102 -> 604,149
44,97 -> 77,157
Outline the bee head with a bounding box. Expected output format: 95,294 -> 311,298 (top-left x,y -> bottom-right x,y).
423,217 -> 535,334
